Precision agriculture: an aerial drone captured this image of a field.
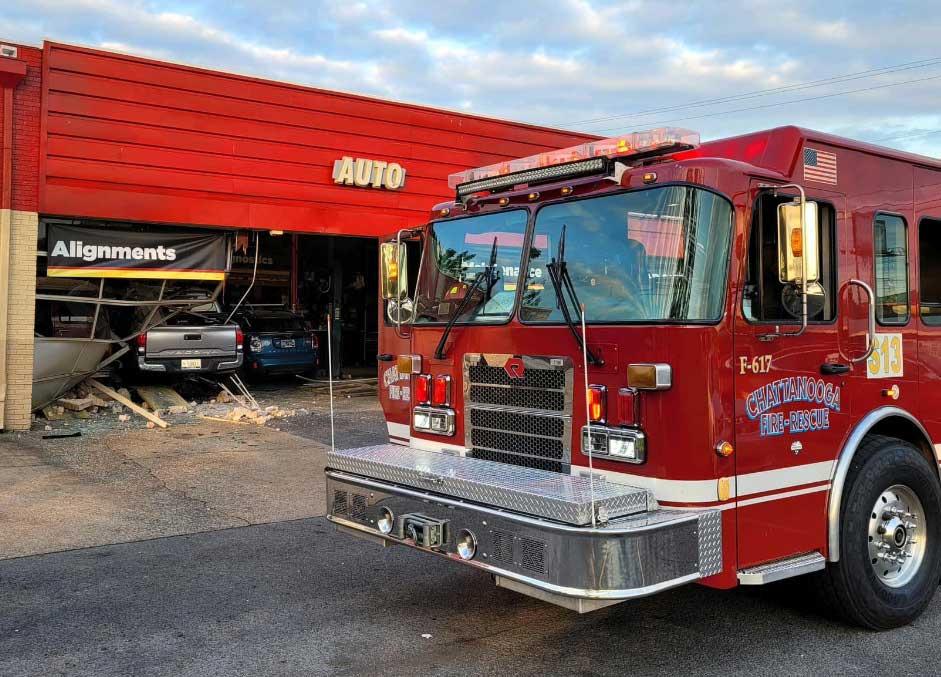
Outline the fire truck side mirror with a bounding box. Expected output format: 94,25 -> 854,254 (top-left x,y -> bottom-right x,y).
777,200 -> 819,284
380,242 -> 408,301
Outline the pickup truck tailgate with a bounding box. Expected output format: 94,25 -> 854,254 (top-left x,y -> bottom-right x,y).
146,325 -> 237,358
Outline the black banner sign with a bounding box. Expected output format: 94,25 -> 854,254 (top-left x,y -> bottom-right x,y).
47,224 -> 229,281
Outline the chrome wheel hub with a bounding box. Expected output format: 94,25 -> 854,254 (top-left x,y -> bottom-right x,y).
868,484 -> 926,587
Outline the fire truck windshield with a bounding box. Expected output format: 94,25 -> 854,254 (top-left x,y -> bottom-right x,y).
520,186 -> 733,323
414,209 -> 528,324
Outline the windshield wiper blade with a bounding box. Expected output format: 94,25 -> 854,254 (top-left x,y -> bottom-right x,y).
545,225 -> 603,366
434,237 -> 499,360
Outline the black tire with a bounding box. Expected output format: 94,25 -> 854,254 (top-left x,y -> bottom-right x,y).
815,434 -> 941,629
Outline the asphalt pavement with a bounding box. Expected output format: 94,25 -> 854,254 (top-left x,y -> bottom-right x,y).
3,516 -> 941,677
4,390 -> 941,676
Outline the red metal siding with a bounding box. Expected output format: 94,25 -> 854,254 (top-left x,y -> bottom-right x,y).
40,41 -> 594,235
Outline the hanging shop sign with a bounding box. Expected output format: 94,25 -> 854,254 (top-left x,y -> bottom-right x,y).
46,224 -> 229,281
332,156 -> 407,190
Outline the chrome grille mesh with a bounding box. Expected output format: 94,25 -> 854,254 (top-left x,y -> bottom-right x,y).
468,385 -> 565,411
464,354 -> 572,473
350,493 -> 368,521
517,536 -> 547,574
332,490 -> 348,516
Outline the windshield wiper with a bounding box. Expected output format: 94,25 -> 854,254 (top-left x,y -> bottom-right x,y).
545,224 -> 603,366
434,237 -> 499,359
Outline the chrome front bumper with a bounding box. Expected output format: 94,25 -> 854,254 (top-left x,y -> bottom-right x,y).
326,446 -> 723,611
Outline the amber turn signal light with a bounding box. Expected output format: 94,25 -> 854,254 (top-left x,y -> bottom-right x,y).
587,385 -> 606,423
627,363 -> 672,390
716,440 -> 734,457
397,354 -> 421,375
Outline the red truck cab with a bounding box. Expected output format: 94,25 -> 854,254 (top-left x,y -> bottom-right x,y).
327,126 -> 941,629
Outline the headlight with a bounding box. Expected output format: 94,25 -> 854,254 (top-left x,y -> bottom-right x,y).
413,410 -> 431,430
456,529 -> 477,560
249,336 -> 263,352
377,507 -> 394,534
412,406 -> 455,436
607,436 -> 636,459
582,425 -> 646,464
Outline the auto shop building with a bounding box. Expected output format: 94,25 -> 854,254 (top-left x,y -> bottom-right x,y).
0,38 -> 592,430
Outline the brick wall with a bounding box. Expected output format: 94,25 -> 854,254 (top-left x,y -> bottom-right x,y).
11,45 -> 40,212
4,209 -> 38,429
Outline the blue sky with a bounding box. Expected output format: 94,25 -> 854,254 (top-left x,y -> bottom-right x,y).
3,0 -> 941,156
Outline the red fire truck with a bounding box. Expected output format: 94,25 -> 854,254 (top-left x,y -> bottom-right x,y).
325,125 -> 941,629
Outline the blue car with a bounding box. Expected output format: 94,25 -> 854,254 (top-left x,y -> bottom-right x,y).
235,309 -> 318,377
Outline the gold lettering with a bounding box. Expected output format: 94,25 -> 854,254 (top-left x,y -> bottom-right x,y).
353,159 -> 373,187
333,156 -> 354,185
386,163 -> 406,189
371,160 -> 388,187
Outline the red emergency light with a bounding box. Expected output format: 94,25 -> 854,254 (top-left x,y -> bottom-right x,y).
448,127 -> 700,198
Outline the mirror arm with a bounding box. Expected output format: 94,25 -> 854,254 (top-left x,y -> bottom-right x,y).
757,182 -> 809,341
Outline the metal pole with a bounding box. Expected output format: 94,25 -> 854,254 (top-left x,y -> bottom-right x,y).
580,303 -> 597,528
327,311 -> 336,453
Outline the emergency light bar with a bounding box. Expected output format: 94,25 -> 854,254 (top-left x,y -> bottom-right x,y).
449,127 -> 700,199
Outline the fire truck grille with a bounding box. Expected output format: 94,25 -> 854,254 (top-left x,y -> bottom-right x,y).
468,385 -> 565,411
467,364 -> 565,390
464,354 -> 573,474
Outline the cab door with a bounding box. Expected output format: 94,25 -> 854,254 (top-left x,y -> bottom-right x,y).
377,233 -> 422,445
734,184 -> 851,567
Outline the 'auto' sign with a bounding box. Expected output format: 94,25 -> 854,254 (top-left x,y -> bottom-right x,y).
332,156 -> 407,190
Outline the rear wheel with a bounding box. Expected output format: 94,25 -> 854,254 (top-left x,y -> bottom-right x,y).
818,435 -> 941,629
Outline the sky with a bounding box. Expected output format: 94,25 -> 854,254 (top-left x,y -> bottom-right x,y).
2,0 -> 941,156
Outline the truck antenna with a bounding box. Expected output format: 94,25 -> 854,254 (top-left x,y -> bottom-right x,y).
580,302 -> 597,528
326,309 -> 336,453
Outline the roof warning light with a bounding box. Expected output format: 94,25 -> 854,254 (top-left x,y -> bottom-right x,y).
448,127 -> 700,197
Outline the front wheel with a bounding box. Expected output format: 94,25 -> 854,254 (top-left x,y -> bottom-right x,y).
818,435 -> 941,629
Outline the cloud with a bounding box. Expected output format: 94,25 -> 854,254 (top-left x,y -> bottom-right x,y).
0,0 -> 939,156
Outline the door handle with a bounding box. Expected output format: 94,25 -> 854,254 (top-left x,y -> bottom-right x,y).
840,278 -> 876,363
376,353 -> 394,362
821,363 -> 851,375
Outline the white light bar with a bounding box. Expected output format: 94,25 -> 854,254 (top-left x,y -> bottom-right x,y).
456,158 -> 605,198
448,127 -> 700,192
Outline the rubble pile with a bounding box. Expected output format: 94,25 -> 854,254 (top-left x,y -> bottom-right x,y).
37,377 -> 300,431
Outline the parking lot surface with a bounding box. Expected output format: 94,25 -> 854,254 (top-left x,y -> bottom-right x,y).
3,516 -> 941,677
3,396 -> 941,676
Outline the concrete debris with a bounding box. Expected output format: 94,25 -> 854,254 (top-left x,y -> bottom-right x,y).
42,378 -> 301,431
216,404 -> 294,426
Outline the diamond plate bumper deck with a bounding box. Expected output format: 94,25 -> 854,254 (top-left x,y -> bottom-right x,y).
326,444 -> 653,526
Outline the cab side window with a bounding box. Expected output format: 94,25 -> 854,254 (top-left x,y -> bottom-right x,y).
874,214 -> 908,325
742,194 -> 836,323
919,218 -> 941,325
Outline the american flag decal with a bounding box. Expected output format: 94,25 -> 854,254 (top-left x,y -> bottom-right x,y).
803,147 -> 837,185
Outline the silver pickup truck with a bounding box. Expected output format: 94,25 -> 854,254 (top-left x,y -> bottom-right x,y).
135,299 -> 243,375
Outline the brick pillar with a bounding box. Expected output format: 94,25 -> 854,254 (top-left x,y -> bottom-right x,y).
3,209 -> 38,429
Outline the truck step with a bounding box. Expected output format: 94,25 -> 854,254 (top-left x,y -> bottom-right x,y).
737,551 -> 825,585
327,444 -> 653,526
